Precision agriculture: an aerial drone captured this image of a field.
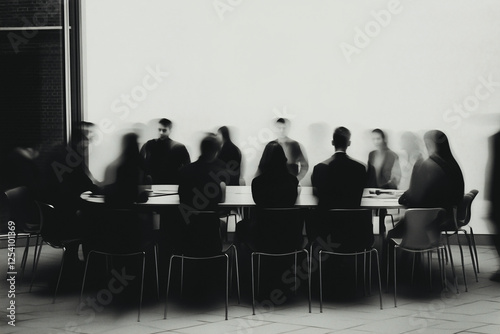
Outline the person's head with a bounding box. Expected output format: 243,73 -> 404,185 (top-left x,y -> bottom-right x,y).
120,133 -> 140,160
217,126 -> 231,144
275,118 -> 290,139
332,126 -> 351,151
71,121 -> 96,155
200,134 -> 221,162
423,130 -> 453,159
258,141 -> 288,175
401,131 -> 420,152
158,118 -> 172,139
371,128 -> 387,150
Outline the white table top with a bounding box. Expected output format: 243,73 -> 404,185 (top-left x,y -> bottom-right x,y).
81,185 -> 404,209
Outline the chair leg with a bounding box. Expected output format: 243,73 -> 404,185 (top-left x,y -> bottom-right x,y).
233,245 -> 241,304
257,254 -> 261,296
31,234 -> 41,274
180,255 -> 184,297
164,255 -> 175,319
20,236 -> 31,282
154,244 -> 160,300
305,249 -> 311,313
251,253 -> 256,315
373,249 -> 383,310
363,252 -> 367,297
456,233 -> 468,292
354,254 -> 358,291
80,249 -> 92,307
393,247 -> 397,308
138,253 -> 146,322
294,252 -> 298,294
30,241 -> 43,293
319,251 -> 323,313
225,254 -> 229,320
445,234 -> 459,294
386,242 -> 390,292
462,230 -> 478,282
411,253 -> 416,286
437,249 -> 443,288
428,251 -> 432,291
441,248 -> 448,291
470,227 -> 479,273
368,250 -> 373,296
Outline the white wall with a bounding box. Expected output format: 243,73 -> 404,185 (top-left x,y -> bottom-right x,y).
82,0 -> 500,233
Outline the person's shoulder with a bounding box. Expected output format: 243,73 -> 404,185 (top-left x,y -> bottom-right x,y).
346,155 -> 367,169
316,156 -> 334,168
170,139 -> 186,148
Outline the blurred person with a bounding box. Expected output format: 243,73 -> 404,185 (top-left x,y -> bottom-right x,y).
0,143 -> 40,194
140,118 -> 190,184
488,129 -> 500,281
398,132 -> 424,191
271,118 -> 309,181
388,130 -> 465,238
311,126 -> 367,209
177,134 -> 226,255
216,126 -> 242,185
236,141 -> 299,251
367,128 -> 401,189
37,123 -> 100,264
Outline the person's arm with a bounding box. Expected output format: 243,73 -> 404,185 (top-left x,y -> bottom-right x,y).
296,143 -> 309,181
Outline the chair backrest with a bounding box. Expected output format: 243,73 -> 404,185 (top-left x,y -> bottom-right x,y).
180,210 -> 223,256
456,189 -> 478,227
3,186 -> 41,233
254,207 -> 305,253
400,208 -> 446,250
317,209 -> 373,252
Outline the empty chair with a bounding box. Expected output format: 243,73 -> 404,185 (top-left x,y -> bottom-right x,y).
2,187 -> 42,281
164,210 -> 240,321
311,209 -> 382,311
240,207 -> 310,315
80,209 -> 159,322
389,208 -> 454,307
441,190 -> 480,291
29,202 -> 82,303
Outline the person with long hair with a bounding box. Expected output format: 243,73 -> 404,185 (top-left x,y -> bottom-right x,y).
236,142 -> 300,251
367,128 -> 401,189
388,130 -> 464,237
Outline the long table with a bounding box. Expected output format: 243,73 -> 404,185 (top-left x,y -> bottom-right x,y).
81,185 -> 403,234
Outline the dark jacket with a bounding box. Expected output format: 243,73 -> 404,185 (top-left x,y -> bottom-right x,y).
217,141 -> 242,186
367,149 -> 401,189
140,137 -> 190,184
312,152 -> 367,209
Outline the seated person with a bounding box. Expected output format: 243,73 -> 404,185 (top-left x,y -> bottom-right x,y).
366,128 -> 401,189
308,127 -> 368,249
177,134 -> 227,255
388,130 -> 465,238
216,126 -> 243,186
237,141 -> 301,252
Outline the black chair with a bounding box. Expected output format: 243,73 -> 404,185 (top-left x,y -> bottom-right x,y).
1,187 -> 42,281
80,209 -> 159,322
311,209 -> 382,311
29,202 -> 82,303
240,207 -> 310,315
389,208 -> 453,307
164,210 -> 240,321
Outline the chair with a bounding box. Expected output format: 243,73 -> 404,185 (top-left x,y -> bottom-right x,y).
80,209 -> 159,322
1,187 -> 42,281
311,209 -> 382,311
389,208 -> 453,307
242,207 -> 310,315
442,190 -> 479,288
29,202 -> 82,303
164,210 -> 240,321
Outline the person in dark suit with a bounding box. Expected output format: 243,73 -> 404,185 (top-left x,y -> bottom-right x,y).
177,134 -> 226,255
487,130 -> 500,281
216,126 -> 242,185
270,118 -> 309,182
311,126 -> 367,209
237,141 -> 300,252
308,127 -> 368,247
367,128 -> 401,189
388,130 -> 465,238
140,118 -> 190,184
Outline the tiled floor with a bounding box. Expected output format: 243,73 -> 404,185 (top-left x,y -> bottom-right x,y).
1,242 -> 500,334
